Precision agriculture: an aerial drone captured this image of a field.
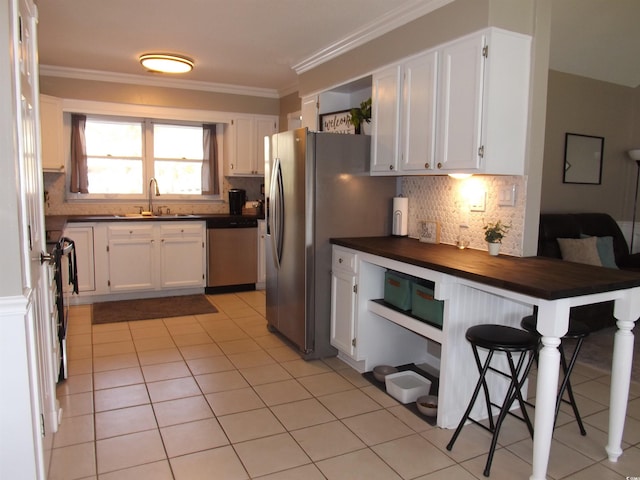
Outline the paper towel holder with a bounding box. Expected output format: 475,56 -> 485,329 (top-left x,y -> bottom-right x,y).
392,196 -> 408,237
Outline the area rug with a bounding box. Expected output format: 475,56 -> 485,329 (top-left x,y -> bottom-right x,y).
92,294 -> 217,324
572,325 -> 640,383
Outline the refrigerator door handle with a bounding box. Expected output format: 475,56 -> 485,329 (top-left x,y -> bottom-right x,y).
269,158 -> 284,268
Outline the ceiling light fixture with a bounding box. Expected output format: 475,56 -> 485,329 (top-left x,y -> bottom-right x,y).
139,53 -> 194,74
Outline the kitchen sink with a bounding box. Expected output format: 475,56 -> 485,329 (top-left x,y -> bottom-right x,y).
113,213 -> 197,218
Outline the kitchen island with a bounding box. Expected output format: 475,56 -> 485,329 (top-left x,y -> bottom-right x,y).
330,236 -> 640,480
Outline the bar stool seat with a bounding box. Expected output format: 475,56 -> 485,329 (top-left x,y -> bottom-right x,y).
447,324 -> 538,477
521,314 -> 590,435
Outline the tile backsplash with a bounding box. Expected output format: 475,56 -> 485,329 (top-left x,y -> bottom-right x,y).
43,173 -> 264,217
401,175 -> 527,256
45,170 -> 526,256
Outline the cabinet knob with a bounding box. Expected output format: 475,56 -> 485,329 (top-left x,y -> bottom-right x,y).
389,165 -> 394,170
338,258 -> 343,263
424,162 -> 430,169
437,162 -> 442,169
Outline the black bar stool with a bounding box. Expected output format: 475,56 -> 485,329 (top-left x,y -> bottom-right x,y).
521,314 -> 589,435
446,324 -> 537,477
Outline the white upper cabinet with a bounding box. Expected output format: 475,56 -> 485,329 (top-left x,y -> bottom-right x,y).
401,51 -> 438,172
371,27 -> 531,176
436,28 -> 530,175
371,51 -> 438,175
301,95 -> 319,131
435,34 -> 485,172
370,65 -> 402,174
40,94 -> 65,172
226,116 -> 277,176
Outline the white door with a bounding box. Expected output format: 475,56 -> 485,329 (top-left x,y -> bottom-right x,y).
20,0 -> 59,434
4,0 -> 57,477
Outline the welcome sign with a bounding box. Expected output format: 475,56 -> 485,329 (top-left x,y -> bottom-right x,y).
319,110 -> 355,134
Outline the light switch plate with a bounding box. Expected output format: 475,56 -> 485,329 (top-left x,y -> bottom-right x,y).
469,192 -> 486,212
498,185 -> 516,206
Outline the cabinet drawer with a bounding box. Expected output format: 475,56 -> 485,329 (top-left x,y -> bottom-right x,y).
160,222 -> 203,237
108,224 -> 154,239
332,249 -> 357,273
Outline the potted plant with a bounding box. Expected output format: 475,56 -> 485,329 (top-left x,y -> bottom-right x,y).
483,220 -> 510,255
349,97 -> 372,134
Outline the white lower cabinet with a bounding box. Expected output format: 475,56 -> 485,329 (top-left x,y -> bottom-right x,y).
101,221 -> 205,295
63,224 -> 96,293
107,224 -> 156,292
159,223 -> 205,289
330,244 -> 532,429
330,248 -> 359,358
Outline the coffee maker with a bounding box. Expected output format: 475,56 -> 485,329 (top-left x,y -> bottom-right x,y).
228,188 -> 246,215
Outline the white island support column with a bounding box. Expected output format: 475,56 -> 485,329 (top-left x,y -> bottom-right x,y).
530,300 -> 569,480
606,289 -> 640,461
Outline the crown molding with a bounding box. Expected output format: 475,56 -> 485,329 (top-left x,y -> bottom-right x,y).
292,0 -> 453,74
39,65 -> 281,99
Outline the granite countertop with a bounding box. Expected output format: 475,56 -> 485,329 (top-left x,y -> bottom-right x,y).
330,236 -> 640,301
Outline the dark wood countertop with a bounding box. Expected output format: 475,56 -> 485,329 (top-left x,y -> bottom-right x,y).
330,236 -> 640,301
44,213 -> 264,245
46,213 -> 263,224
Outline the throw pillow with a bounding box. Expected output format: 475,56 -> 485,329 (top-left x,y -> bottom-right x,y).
580,234 -> 618,269
557,236 -> 603,266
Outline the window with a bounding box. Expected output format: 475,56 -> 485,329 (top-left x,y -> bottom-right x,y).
74,116 -> 219,199
153,123 -> 203,194
85,118 -> 143,194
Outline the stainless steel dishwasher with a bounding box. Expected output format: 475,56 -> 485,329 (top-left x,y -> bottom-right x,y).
206,216 -> 258,293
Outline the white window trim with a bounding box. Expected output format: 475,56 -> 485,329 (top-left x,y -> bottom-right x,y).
62,100 -> 228,203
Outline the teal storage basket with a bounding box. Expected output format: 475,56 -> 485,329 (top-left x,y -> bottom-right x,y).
383,271 -> 414,311
411,281 -> 444,327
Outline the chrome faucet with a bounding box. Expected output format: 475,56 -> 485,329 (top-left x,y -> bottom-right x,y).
148,177 -> 160,214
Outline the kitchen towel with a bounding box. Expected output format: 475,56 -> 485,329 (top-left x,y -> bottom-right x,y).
392,196 -> 408,236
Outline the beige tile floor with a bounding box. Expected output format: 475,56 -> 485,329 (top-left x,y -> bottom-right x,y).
48,291 -> 640,479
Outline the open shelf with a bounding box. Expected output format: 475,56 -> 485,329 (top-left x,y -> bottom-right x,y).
368,299 -> 444,344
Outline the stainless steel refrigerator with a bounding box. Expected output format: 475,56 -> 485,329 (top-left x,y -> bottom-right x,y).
265,128 -> 396,359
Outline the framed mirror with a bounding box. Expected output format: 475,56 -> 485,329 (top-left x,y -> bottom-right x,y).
563,133 -> 604,184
